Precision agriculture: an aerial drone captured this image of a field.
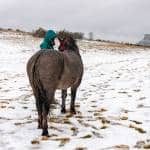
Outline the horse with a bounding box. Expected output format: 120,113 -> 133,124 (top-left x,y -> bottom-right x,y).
26,36 -> 83,136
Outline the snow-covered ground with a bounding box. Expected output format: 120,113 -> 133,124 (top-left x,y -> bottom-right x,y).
0,31 -> 150,150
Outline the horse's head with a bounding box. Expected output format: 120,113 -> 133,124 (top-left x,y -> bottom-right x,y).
59,36 -> 79,54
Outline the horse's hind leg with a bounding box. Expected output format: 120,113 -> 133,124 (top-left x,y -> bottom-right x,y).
61,89 -> 67,113
36,99 -> 43,129
42,100 -> 50,136
34,91 -> 43,129
70,87 -> 77,114
42,90 -> 54,136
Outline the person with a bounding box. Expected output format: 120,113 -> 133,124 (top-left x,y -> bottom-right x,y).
40,30 -> 60,50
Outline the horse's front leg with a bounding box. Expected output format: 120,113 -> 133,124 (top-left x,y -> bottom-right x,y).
61,89 -> 67,113
70,87 -> 77,114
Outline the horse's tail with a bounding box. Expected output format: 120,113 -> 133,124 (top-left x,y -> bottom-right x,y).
27,51 -> 47,103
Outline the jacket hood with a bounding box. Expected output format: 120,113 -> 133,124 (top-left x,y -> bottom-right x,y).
44,30 -> 57,42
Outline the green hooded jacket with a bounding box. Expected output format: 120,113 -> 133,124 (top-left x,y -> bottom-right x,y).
40,30 -> 57,49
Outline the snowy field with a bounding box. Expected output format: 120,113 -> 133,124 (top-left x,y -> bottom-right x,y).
0,31 -> 150,150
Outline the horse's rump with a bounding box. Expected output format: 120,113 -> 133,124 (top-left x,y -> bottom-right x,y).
27,50 -> 64,102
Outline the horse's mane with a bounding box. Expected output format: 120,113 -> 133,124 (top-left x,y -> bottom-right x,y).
59,36 -> 79,54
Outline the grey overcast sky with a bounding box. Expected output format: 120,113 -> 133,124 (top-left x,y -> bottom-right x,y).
0,0 -> 150,43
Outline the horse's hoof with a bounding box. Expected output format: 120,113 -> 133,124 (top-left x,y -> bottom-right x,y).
42,130 -> 49,136
61,109 -> 66,114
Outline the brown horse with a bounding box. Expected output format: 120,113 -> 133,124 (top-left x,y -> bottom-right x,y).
27,36 -> 83,136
